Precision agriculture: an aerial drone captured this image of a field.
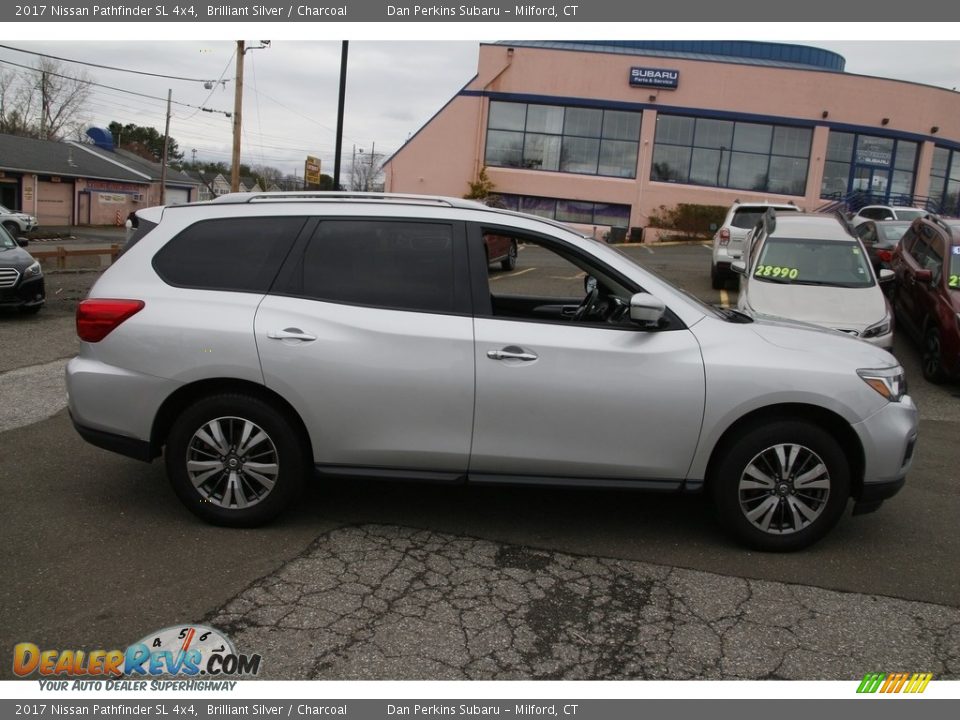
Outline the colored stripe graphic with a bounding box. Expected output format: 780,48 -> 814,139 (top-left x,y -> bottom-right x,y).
857,672 -> 932,694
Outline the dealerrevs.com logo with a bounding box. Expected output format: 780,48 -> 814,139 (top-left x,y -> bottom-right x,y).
857,673 -> 933,694
13,624 -> 261,687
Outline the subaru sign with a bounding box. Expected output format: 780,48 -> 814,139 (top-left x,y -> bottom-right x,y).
630,67 -> 679,89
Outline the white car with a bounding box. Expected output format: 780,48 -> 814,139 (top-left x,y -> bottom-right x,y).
711,200 -> 800,289
851,205 -> 927,226
734,210 -> 895,350
0,203 -> 38,236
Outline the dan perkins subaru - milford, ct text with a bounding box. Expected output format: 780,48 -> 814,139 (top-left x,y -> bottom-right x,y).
387,5 -> 579,16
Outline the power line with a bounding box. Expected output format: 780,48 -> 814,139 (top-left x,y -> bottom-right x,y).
0,57 -> 232,117
0,43 -> 227,85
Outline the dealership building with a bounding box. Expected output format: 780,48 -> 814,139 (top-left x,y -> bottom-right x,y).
383,41 -> 960,237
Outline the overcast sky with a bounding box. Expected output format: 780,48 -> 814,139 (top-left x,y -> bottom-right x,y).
1,39 -> 958,180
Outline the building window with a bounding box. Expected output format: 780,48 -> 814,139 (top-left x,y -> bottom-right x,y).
498,193 -> 630,227
651,114 -> 812,195
820,131 -> 918,201
485,101 -> 640,178
929,146 -> 960,217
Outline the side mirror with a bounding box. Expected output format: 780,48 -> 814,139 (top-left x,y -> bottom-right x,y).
629,292 -> 666,326
731,260 -> 747,275
914,268 -> 933,284
16,237 -> 29,247
879,269 -> 895,283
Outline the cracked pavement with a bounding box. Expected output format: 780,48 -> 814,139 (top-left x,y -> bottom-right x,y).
208,524 -> 960,680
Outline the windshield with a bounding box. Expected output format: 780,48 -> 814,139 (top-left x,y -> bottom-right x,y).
755,237 -> 874,288
878,223 -> 910,243
0,223 -> 15,249
894,209 -> 925,221
950,247 -> 960,290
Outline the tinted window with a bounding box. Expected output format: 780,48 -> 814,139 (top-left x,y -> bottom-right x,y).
153,217 -> 305,292
292,220 -> 456,314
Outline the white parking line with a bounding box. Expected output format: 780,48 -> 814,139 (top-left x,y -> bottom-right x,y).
491,267 -> 536,281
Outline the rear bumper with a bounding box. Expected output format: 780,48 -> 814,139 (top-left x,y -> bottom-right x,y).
70,412 -> 155,462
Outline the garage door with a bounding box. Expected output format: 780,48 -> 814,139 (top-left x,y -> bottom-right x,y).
37,181 -> 74,226
165,187 -> 190,205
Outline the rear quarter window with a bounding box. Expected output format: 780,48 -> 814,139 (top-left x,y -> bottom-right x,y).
152,216 -> 305,292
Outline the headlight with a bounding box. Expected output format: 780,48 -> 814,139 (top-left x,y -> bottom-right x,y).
862,314 -> 891,339
24,261 -> 41,277
857,366 -> 906,402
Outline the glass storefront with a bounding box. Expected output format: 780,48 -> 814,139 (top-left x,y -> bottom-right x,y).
929,146 -> 960,216
820,131 -> 918,203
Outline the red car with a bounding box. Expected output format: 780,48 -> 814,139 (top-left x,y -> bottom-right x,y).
484,233 -> 518,271
889,215 -> 960,383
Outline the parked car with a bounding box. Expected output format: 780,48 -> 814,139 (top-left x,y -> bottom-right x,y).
484,232 -> 518,271
0,203 -> 38,236
67,192 -> 917,551
734,210 -> 894,350
851,205 -> 926,226
0,223 -> 44,314
855,219 -> 912,272
711,200 -> 800,289
889,214 -> 960,383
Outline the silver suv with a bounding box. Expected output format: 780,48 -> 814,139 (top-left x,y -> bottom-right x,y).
67,193 -> 918,551
711,200 -> 800,289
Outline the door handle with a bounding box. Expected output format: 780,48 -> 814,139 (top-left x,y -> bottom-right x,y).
267,327 -> 317,342
487,347 -> 538,362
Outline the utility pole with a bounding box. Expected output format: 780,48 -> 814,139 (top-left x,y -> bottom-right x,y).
333,41 -> 348,190
39,70 -> 48,139
369,140 -> 375,191
160,89 -> 172,205
231,41 -> 245,193
230,40 -> 270,193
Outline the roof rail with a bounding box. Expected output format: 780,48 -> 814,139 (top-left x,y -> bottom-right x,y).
208,191 -> 489,209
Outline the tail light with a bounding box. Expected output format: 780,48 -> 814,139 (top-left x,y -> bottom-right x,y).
877,249 -> 892,262
719,228 -> 730,246
77,299 -> 145,342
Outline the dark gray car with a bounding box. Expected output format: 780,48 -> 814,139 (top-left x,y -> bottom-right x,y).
0,225 -> 44,313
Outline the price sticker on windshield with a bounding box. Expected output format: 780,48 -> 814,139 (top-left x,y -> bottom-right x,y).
950,274 -> 959,288
755,265 -> 799,280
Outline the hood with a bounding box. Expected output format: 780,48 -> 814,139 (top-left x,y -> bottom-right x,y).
0,244 -> 38,270
748,315 -> 898,368
745,279 -> 887,333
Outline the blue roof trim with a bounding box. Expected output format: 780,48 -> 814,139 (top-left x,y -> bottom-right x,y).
461,90 -> 960,151
492,40 -> 845,72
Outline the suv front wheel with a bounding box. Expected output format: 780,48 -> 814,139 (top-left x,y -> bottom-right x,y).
165,393 -> 308,526
711,420 -> 850,551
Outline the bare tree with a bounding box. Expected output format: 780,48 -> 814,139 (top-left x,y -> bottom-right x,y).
0,59 -> 91,140
350,149 -> 385,192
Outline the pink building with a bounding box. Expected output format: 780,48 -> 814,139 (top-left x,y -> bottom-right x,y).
384,41 -> 960,239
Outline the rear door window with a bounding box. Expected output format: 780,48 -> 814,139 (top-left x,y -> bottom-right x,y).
153,216 -> 306,292
277,219 -> 469,314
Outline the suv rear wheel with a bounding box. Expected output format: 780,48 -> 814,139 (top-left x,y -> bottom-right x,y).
711,420 -> 850,551
501,240 -> 518,271
165,393 -> 307,526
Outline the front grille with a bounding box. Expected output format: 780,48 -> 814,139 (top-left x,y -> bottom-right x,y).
0,267 -> 20,288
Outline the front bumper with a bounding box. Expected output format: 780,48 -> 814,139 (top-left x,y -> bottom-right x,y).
0,275 -> 44,308
850,395 -> 918,513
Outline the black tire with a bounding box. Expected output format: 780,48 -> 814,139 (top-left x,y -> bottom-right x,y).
921,327 -> 947,384
165,393 -> 308,527
710,420 -> 850,552
18,304 -> 42,315
711,264 -> 724,290
2,221 -> 19,236
500,241 -> 518,271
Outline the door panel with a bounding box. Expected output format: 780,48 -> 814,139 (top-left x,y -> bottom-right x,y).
255,297 -> 475,472
471,318 -> 706,480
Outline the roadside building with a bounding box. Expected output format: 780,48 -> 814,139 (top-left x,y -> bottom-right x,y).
0,132 -> 149,227
75,144 -> 200,207
383,41 -> 960,238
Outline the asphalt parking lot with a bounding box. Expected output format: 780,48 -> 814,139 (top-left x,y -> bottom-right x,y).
2,241 -> 958,680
